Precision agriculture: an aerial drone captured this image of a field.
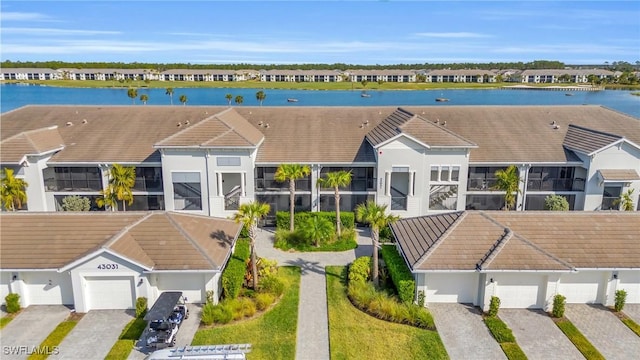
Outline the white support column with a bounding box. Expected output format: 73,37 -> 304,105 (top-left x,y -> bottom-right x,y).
543,273 -> 561,312
385,171 -> 391,196
409,171 -> 415,196
241,172 -> 246,197
217,173 -> 223,197
604,271 -> 619,307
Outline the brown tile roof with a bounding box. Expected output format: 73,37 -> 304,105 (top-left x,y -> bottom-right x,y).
0,212 -> 241,270
598,169 -> 640,181
392,211 -> 640,271
563,124 -> 623,155
0,126 -> 65,163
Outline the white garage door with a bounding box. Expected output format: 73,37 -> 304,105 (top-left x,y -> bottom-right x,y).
559,271 -> 604,304
85,276 -> 135,310
157,273 -> 204,303
25,272 -> 73,305
495,273 -> 545,309
618,271 -> 640,304
425,273 -> 478,304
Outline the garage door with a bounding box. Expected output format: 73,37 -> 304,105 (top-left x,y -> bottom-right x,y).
559,271 -> 604,304
85,276 -> 135,310
25,272 -> 73,305
618,271 -> 640,304
495,273 -> 545,309
425,273 -> 478,304
157,273 -> 204,303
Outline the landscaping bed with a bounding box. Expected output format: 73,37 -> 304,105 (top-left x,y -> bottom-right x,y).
327,266 -> 448,360
28,312 -> 84,360
552,317 -> 605,360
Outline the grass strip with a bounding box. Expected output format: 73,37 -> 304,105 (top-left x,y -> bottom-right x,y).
483,316 -> 527,360
327,266 -> 448,360
105,317 -> 148,359
27,317 -> 80,360
554,318 -> 605,360
192,266 -> 300,360
0,313 -> 17,329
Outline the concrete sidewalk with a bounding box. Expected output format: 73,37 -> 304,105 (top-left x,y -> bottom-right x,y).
255,227 -> 371,360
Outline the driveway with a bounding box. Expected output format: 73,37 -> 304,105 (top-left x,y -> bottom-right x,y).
429,303 -> 506,360
499,309 -> 582,360
56,310 -> 134,360
623,304 -> 640,324
0,305 -> 70,360
565,304 -> 640,360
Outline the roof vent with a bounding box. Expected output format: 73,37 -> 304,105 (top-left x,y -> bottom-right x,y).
185,120 -> 190,125
177,122 -> 182,127
258,121 -> 263,126
265,123 -> 270,128
66,121 -> 73,126
82,119 -> 88,124
550,120 -> 556,126
553,124 -> 560,130
443,121 -> 447,126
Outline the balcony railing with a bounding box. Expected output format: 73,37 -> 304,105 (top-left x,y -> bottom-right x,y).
467,178 -> 498,191
601,197 -> 618,211
390,186 -> 407,211
225,196 -> 240,211
255,179 -> 311,191
526,178 -> 585,192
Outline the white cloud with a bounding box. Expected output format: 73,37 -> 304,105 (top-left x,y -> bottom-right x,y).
0,11 -> 52,22
1,27 -> 121,36
414,32 -> 491,38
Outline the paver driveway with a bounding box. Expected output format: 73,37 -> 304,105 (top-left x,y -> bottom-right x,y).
565,304 -> 640,360
499,309 -> 582,360
56,310 -> 134,359
429,303 -> 505,360
0,305 -> 70,360
623,303 -> 640,324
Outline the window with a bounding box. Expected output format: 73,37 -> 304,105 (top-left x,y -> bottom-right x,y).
431,165 -> 460,183
217,157 -> 241,166
172,172 -> 202,210
429,185 -> 458,210
430,167 -> 439,182
602,186 -> 621,210
43,167 -> 101,191
133,167 -> 163,192
451,167 -> 460,181
441,167 -> 450,182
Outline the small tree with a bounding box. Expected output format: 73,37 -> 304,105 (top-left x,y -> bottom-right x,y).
135,297 -> 148,318
361,79 -> 368,88
61,195 -> 91,211
552,294 -> 566,318
300,216 -> 334,247
233,201 -> 270,289
234,95 -> 244,105
317,170 -> 352,236
225,93 -> 233,105
179,94 -> 188,106
5,293 -> 20,313
614,289 -> 627,312
275,164 -> 311,232
140,94 -> 149,105
1,168 -> 28,211
256,90 -> 266,106
544,195 -> 569,211
488,296 -> 501,317
492,165 -> 521,211
127,88 -> 138,104
613,188 -> 635,211
165,87 -> 174,105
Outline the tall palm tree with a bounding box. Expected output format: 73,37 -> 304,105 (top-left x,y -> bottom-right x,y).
140,94 -> 149,105
96,184 -> 119,211
256,90 -> 266,106
225,93 -> 233,106
275,164 -> 311,232
107,164 -> 136,211
355,201 -> 399,286
165,87 -> 174,105
233,201 -> 270,289
234,95 -> 244,106
492,165 -> 521,211
179,94 -> 188,106
1,168 -> 28,211
317,170 -> 352,236
127,88 -> 138,104
301,216 -> 334,247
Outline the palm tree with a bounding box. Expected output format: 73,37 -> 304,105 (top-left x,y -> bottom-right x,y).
106,164 -> 136,211
301,216 -> 334,247
492,165 -> 521,211
165,87 -> 174,105
355,201 -> 399,286
225,93 -> 233,106
140,94 -> 149,105
233,201 -> 270,289
614,188 -> 636,211
96,184 -> 119,211
234,95 -> 244,106
179,94 -> 188,106
1,168 -> 28,211
275,164 -> 311,232
317,170 -> 352,236
127,88 -> 138,104
256,90 -> 266,106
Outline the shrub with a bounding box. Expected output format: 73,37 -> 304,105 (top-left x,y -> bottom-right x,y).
255,293 -> 275,311
258,258 -> 278,278
135,297 -> 147,318
276,211 -> 355,231
5,293 -> 20,314
552,294 -> 566,318
260,275 -> 285,297
379,225 -> 393,241
348,256 -> 371,284
206,290 -> 214,304
221,238 -> 250,299
417,291 -> 426,308
615,289 -> 627,312
544,195 -> 570,211
201,303 -> 233,325
488,296 -> 501,317
61,195 -> 91,211
484,316 -> 515,343
380,245 -> 415,303
241,297 -> 257,318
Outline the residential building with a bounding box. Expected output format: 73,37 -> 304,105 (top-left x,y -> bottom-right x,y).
520,69 -> 615,84
0,68 -> 61,81
425,69 -> 497,83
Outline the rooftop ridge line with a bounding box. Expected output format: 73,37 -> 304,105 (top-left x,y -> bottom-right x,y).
103,212 -> 154,249
414,211 -> 466,269
154,110 -> 226,146
476,228 -> 512,270
165,213 -> 219,269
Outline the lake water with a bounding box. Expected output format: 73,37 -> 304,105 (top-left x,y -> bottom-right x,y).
1,84 -> 639,118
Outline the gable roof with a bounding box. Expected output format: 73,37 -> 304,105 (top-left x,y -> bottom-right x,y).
0,126 -> 65,163
365,108 -> 476,149
563,124 -> 624,155
392,211 -> 640,272
0,212 -> 241,271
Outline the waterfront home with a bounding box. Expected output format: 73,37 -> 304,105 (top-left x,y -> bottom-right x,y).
520,69 -> 615,84
0,68 -> 61,81
424,69 -> 497,83
346,69 -> 417,83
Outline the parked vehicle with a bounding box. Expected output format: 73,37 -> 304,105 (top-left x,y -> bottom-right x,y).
144,344 -> 252,360
145,292 -> 190,349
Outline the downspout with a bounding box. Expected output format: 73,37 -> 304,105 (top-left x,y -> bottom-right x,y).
205,149 -> 212,216
521,164 -> 530,211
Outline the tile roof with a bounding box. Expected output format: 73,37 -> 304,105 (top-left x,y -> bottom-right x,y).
598,169 -> 640,181
392,211 -> 640,272
563,124 -> 623,155
0,126 -> 65,163
0,212 -> 241,271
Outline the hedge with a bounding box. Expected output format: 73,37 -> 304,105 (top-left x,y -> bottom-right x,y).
221,238 -> 251,299
276,211 -> 354,231
381,245 -> 415,304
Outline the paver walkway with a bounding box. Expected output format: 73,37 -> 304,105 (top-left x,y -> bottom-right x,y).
500,309 -> 583,360
255,227 -> 372,360
623,303 -> 640,324
429,303 -> 505,360
565,304 -> 640,360
0,305 -> 70,360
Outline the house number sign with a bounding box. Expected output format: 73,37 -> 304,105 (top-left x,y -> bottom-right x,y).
97,263 -> 119,270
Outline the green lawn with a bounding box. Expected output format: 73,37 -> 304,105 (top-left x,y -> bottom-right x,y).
104,317 -> 148,360
192,267 -> 300,360
0,313 -> 17,329
554,318 -> 605,360
28,314 -> 82,360
326,266 -> 448,360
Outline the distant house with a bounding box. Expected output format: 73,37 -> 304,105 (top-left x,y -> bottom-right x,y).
520,69 -> 615,83
161,69 -> 237,82
425,69 -> 497,83
346,69 -> 417,83
0,68 -> 61,81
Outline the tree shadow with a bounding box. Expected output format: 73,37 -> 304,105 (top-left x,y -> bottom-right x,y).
284,258 -> 324,276
210,229 -> 235,248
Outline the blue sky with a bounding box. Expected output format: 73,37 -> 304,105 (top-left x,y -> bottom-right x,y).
1,1 -> 639,65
